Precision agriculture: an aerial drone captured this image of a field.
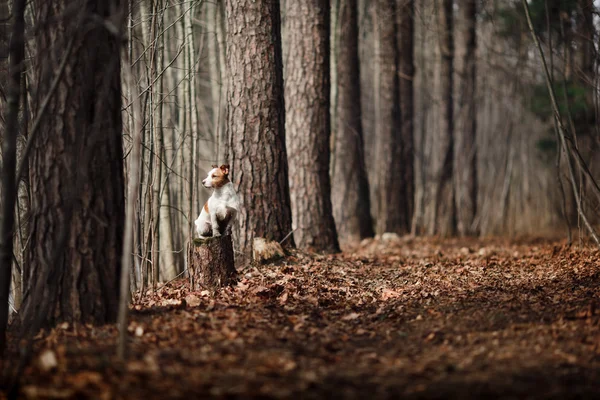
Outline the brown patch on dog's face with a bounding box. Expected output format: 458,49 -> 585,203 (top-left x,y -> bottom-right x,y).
202,166 -> 230,189
212,167 -> 230,188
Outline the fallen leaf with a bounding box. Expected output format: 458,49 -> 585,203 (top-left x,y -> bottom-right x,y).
342,312 -> 360,321
38,349 -> 58,372
185,294 -> 201,308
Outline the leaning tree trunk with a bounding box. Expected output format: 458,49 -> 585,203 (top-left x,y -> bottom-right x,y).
454,0 -> 477,236
331,0 -> 374,242
20,0 -> 125,330
373,0 -> 407,235
398,0 -> 415,232
225,0 -> 294,258
284,0 -> 340,253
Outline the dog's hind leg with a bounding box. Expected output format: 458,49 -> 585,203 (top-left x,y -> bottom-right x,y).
198,221 -> 212,238
217,207 -> 235,235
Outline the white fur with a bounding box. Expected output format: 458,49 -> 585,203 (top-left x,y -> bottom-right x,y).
194,168 -> 240,238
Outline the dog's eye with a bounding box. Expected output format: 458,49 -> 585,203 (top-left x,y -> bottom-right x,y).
212,175 -> 216,178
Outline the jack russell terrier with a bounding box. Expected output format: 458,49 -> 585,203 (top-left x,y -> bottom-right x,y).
194,164 -> 240,239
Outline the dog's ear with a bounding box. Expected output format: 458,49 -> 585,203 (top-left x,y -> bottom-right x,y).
220,164 -> 230,175
212,164 -> 218,169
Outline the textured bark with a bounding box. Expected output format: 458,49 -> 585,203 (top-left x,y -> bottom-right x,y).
434,0 -> 455,236
188,235 -> 236,291
411,0 -> 430,235
284,0 -> 340,253
156,10 -> 177,281
159,144 -> 177,280
207,0 -> 228,164
225,0 -> 294,257
576,0 -> 595,117
359,0 -> 377,186
398,0 -> 415,232
373,0 -> 407,235
21,0 -> 124,329
454,0 -> 477,236
0,0 -> 25,352
331,0 -> 375,242
422,0 -> 455,236
0,0 -> 8,107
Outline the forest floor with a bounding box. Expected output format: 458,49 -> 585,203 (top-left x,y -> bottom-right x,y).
3,236 -> 600,399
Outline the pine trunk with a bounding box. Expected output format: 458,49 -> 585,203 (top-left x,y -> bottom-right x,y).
454,0 -> 477,236
225,0 -> 294,258
331,0 -> 374,242
207,0 -> 227,164
426,0 -> 455,236
398,0 -> 415,232
21,0 -> 125,329
0,0 -> 25,351
284,0 -> 340,253
374,0 -> 407,235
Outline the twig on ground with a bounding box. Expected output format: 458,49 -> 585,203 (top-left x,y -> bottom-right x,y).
154,269 -> 190,292
279,229 -> 299,245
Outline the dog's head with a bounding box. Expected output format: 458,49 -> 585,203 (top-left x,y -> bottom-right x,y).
202,164 -> 230,188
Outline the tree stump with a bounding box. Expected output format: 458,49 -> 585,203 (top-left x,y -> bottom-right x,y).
188,234 -> 237,291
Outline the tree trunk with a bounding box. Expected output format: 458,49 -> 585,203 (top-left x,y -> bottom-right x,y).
398,0 -> 415,232
0,0 -> 25,352
425,0 -> 455,236
453,0 -> 477,236
0,0 -> 9,107
284,0 -> 340,253
331,0 -> 374,242
216,3 -> 228,164
411,0 -> 432,235
225,0 -> 294,258
359,0 -> 377,196
373,0 -> 407,235
159,140 -> 177,280
576,0 -> 595,120
188,235 -> 236,291
576,0 -> 594,82
154,5 -> 177,281
207,0 -> 227,165
21,0 -> 125,330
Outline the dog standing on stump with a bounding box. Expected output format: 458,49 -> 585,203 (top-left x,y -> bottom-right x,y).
195,164 -> 240,239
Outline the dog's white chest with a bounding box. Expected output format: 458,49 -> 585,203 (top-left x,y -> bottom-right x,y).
208,183 -> 239,211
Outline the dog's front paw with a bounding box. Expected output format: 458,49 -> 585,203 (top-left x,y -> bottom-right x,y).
212,230 -> 221,238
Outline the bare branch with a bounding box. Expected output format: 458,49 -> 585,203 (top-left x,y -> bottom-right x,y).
521,0 -> 600,247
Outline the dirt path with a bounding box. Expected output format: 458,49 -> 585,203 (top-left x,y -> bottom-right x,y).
5,237 -> 600,399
